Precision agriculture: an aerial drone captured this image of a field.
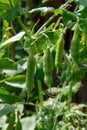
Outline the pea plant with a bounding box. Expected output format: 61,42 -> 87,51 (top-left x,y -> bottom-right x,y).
0,0 -> 87,129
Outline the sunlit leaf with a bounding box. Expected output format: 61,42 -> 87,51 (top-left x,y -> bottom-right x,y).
46,30 -> 60,45
21,116 -> 36,130
61,82 -> 81,99
29,7 -> 54,13
42,0 -> 49,3
5,75 -> 25,88
0,116 -> 7,128
54,9 -> 62,15
0,31 -> 25,49
12,0 -> 22,6
0,0 -> 10,5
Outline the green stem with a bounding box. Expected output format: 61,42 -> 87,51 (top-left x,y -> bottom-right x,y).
68,82 -> 72,111
11,22 -> 24,46
17,17 -> 31,38
8,0 -> 13,7
0,79 -> 5,84
53,17 -> 62,30
35,14 -> 56,36
37,80 -> 43,107
60,0 -> 73,9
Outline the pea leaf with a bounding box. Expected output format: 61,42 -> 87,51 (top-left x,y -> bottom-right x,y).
46,30 -> 60,45
42,0 -> 49,3
0,0 -> 9,5
61,82 -> 81,99
17,58 -> 27,70
21,116 -> 36,130
62,9 -> 77,28
0,104 -> 16,117
0,21 -> 3,42
5,75 -> 25,88
29,7 -> 54,13
2,6 -> 24,21
0,58 -> 23,76
12,0 -> 22,6
0,1 -> 10,10
0,88 -> 24,104
35,34 -> 46,51
0,31 -> 25,49
77,0 -> 87,9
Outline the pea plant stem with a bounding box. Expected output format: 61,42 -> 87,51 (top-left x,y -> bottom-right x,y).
68,82 -> 72,111
17,17 -> 31,38
34,14 -> 56,36
37,80 -> 43,107
10,22 -> 24,46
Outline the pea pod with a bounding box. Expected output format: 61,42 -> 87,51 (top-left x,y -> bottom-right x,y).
70,26 -> 79,64
43,48 -> 53,87
55,33 -> 65,72
26,54 -> 36,99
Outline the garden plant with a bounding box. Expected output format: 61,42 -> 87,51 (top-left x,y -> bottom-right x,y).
0,0 -> 87,129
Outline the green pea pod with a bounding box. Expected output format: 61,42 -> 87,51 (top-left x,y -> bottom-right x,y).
70,26 -> 79,64
55,33 -> 65,72
26,54 -> 36,99
43,48 -> 53,87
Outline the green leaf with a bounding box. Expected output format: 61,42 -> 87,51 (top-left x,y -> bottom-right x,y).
0,1 -> 10,20
17,58 -> 27,70
5,75 -> 25,88
0,1 -> 10,10
42,0 -> 49,3
0,21 -> 3,42
29,7 -> 54,14
2,6 -> 24,21
21,116 -> 36,130
54,9 -> 62,15
0,104 -> 16,117
46,30 -> 60,45
79,8 -> 87,18
79,45 -> 87,59
62,9 -> 76,28
35,30 -> 60,51
69,67 -> 87,81
12,0 -> 22,6
61,82 -> 81,99
0,116 -> 7,128
35,34 -> 46,51
77,0 -> 87,9
0,31 -> 25,49
47,87 -> 61,95
0,88 -> 24,104
0,58 -> 23,76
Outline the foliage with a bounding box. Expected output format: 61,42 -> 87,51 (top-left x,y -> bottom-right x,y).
0,0 -> 87,129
